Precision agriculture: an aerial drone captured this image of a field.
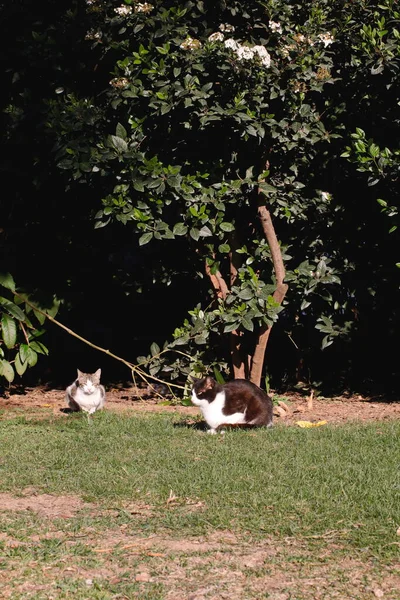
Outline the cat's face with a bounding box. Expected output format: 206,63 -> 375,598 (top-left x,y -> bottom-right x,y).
191,376 -> 217,406
77,369 -> 101,395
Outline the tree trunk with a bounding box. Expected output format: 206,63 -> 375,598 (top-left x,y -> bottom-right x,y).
249,203 -> 288,387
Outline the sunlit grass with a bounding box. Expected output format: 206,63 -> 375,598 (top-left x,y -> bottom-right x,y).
0,411 -> 399,557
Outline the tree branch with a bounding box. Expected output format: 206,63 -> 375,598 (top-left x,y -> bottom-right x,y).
14,292 -> 186,393
205,259 -> 245,378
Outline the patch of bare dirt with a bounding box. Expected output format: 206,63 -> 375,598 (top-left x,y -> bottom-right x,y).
0,384 -> 399,426
0,507 -> 398,600
0,491 -> 90,518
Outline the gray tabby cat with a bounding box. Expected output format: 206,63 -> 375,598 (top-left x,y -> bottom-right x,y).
65,369 -> 106,414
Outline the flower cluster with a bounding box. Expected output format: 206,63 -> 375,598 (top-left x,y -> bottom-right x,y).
85,29 -> 102,41
292,31 -> 335,48
180,37 -> 202,50
208,32 -> 224,43
318,32 -> 334,47
292,81 -> 307,94
134,2 -> 154,13
224,39 -> 271,68
109,77 -> 129,88
114,5 -> 132,16
269,20 -> 282,34
280,44 -> 294,58
219,23 -> 235,33
316,67 -> 331,81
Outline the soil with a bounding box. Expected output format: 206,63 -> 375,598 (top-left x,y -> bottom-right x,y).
0,385 -> 399,599
1,383 -> 399,425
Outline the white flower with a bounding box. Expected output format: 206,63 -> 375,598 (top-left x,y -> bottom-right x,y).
114,5 -> 132,16
253,45 -> 271,67
134,3 -> 154,13
224,38 -> 239,51
208,32 -> 224,43
237,45 -> 255,61
224,39 -> 271,68
318,32 -> 335,47
269,20 -> 282,34
219,23 -> 235,33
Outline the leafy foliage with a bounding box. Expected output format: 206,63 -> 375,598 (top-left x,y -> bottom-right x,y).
0,274 -> 59,383
1,0 -> 399,392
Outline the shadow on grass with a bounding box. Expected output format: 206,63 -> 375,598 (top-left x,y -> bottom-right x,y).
173,418 -> 209,431
173,419 -> 274,433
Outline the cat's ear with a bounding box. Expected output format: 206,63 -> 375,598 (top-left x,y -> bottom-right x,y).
94,368 -> 101,378
204,376 -> 216,390
77,369 -> 83,377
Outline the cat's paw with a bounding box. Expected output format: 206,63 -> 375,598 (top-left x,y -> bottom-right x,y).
207,429 -> 217,435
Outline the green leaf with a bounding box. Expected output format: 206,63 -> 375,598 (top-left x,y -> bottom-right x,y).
241,316 -> 254,332
0,297 -> 25,320
27,348 -> 38,367
1,314 -> 17,348
258,182 -> 277,194
94,218 -> 110,229
238,289 -> 253,301
15,352 -> 28,376
33,309 -> 46,325
0,273 -> 16,292
321,336 -> 333,350
29,341 -> 49,355
213,366 -> 226,384
194,333 -> 208,345
199,225 -> 212,237
301,300 -> 311,310
173,223 -> 188,236
246,125 -> 258,137
150,342 -> 160,357
19,344 -> 29,363
369,143 -> 380,158
47,299 -> 60,318
220,222 -> 235,232
190,228 -> 200,241
139,232 -> 153,246
218,244 -> 230,253
0,360 -> 14,382
116,123 -> 127,140
133,180 -> 145,192
109,135 -> 128,153
223,322 -> 239,333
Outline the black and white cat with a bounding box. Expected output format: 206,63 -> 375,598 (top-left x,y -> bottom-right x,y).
65,369 -> 106,415
191,376 -> 273,434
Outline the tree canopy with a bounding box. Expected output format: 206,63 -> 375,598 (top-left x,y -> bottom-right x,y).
1,0 -> 399,395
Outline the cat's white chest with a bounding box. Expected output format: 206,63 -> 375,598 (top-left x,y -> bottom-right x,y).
192,390 -> 246,433
67,385 -> 104,414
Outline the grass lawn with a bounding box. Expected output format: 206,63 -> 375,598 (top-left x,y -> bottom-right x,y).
0,410 -> 399,598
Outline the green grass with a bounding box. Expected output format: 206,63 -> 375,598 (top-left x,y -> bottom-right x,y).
0,411 -> 399,557
0,410 -> 399,598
